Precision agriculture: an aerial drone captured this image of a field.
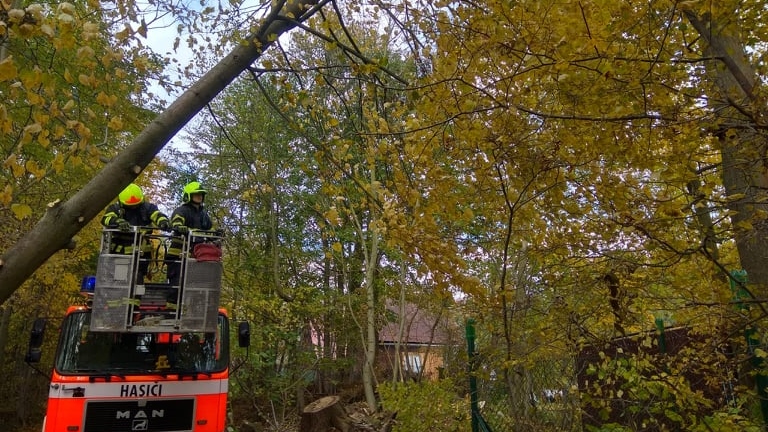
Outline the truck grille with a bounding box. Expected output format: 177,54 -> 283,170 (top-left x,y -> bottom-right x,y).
83,398 -> 194,432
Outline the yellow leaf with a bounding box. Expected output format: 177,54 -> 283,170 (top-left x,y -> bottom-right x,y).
5,155 -> 24,178
101,53 -> 113,67
115,27 -> 130,41
677,1 -> 697,11
7,9 -> 25,23
37,130 -> 50,147
52,153 -> 65,173
18,23 -> 34,38
40,24 -> 54,38
0,58 -> 18,81
0,185 -> 12,206
96,91 -> 113,106
134,56 -> 149,72
27,91 -> 43,106
54,125 -> 66,138
77,46 -> 95,61
332,242 -> 343,253
138,19 -> 147,38
108,116 -> 123,130
83,22 -> 99,40
25,160 -> 45,177
325,207 -> 340,225
57,2 -> 76,15
78,74 -> 91,86
24,122 -> 42,134
11,203 -> 32,220
58,12 -> 75,27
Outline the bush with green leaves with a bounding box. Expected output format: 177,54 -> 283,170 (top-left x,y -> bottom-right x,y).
379,379 -> 471,432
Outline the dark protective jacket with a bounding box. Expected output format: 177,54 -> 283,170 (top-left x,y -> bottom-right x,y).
102,201 -> 169,228
100,202 -> 169,254
170,202 -> 212,231
167,203 -> 213,259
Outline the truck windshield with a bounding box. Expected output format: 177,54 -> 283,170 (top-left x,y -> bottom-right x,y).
54,311 -> 229,375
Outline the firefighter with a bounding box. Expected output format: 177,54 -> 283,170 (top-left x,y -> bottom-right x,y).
101,183 -> 171,284
166,181 -> 214,285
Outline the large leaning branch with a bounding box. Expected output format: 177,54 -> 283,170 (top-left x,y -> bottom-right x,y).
0,0 -> 321,302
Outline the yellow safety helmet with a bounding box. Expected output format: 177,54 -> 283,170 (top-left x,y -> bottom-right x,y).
118,183 -> 144,206
182,181 -> 207,203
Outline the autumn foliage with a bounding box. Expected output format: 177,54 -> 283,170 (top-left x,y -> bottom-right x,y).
3,0 -> 768,431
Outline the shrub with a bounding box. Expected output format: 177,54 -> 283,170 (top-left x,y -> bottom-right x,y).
379,379 -> 471,432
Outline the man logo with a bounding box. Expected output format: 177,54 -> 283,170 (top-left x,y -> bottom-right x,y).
132,419 -> 148,431
116,409 -> 165,419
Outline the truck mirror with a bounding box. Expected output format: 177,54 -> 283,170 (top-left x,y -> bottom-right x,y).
238,321 -> 250,348
25,318 -> 47,363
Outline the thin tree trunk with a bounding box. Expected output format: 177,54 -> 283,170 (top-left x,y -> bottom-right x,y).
684,11 -> 768,292
361,167 -> 380,411
684,7 -> 768,421
393,260 -> 406,383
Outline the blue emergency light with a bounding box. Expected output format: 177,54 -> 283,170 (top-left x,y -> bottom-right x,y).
80,275 -> 96,295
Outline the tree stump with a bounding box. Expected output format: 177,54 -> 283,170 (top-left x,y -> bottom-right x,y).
299,395 -> 353,432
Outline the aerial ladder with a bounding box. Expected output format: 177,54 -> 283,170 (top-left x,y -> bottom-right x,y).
90,227 -> 224,333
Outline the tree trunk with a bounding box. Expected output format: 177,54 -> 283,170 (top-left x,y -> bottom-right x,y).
299,396 -> 352,432
684,7 -> 768,422
683,11 -> 768,292
391,260 -> 406,383
362,169 -> 380,411
0,0 -> 320,301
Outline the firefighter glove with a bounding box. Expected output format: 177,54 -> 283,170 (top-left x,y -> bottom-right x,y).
117,219 -> 131,232
159,220 -> 170,231
174,225 -> 189,235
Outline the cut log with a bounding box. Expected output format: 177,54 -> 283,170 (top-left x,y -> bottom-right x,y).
299,395 -> 353,432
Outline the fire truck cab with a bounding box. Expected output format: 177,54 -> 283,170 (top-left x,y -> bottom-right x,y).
25,228 -> 250,432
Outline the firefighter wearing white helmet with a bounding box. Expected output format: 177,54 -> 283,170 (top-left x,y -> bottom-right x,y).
166,181 -> 214,285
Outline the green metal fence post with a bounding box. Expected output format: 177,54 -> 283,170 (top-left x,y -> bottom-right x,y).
467,319 -> 479,432
729,269 -> 768,427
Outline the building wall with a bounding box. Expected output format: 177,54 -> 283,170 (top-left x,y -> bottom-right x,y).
377,345 -> 444,381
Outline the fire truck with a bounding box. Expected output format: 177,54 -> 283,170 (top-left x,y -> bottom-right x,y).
25,227 -> 250,432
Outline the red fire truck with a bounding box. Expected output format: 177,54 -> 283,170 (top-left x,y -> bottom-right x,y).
26,228 -> 249,432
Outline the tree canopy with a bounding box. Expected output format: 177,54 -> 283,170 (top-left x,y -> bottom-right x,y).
4,0 -> 768,430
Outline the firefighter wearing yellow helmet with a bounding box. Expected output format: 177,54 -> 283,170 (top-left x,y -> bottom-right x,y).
101,183 -> 171,284
166,181 -> 214,285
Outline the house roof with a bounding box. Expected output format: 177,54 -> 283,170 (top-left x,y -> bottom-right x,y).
378,301 -> 452,346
